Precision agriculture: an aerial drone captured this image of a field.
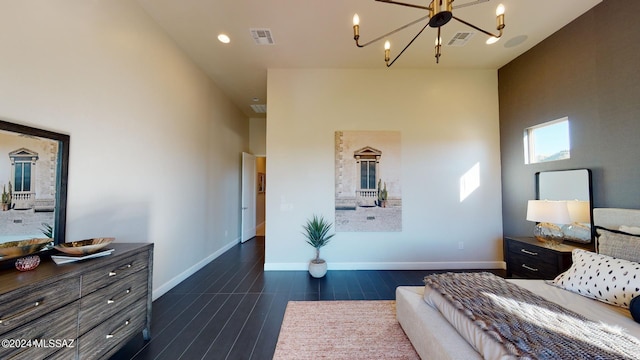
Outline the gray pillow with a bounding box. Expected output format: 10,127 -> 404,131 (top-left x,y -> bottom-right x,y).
596,227 -> 640,263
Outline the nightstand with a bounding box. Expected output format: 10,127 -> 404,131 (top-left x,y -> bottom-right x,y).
504,236 -> 580,279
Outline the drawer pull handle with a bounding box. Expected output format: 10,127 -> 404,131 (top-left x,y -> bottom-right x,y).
522,264 -> 539,272
106,320 -> 130,339
520,249 -> 538,256
107,289 -> 132,305
108,264 -> 133,277
0,300 -> 42,325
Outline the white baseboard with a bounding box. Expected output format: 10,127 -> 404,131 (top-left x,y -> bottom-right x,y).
264,261 -> 507,271
152,237 -> 240,300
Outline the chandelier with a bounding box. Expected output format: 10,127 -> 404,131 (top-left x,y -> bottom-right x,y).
352,0 -> 505,66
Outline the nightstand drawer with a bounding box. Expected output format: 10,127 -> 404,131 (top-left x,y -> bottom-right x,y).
507,252 -> 558,279
504,236 -> 576,280
507,240 -> 557,265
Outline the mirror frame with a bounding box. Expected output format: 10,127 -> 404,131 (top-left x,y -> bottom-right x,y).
0,119 -> 69,248
535,168 -> 594,245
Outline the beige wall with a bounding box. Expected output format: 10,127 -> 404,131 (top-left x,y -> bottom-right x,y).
250,118 -> 267,156
265,69 -> 504,270
0,0 -> 248,298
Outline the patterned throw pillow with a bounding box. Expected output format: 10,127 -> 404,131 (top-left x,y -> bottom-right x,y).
550,249 -> 640,308
596,227 -> 640,263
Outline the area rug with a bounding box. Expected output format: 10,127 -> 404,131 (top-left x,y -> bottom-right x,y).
273,300 -> 420,359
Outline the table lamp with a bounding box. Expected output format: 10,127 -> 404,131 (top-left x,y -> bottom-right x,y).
526,200 -> 572,246
562,200 -> 591,243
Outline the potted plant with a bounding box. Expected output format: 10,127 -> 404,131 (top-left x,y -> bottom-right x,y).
302,214 -> 335,278
1,183 -> 11,211
377,179 -> 388,207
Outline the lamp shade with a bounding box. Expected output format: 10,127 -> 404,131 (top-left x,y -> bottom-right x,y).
526,200 -> 572,224
566,200 -> 590,223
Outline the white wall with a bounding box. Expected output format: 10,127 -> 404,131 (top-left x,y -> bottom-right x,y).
0,0 -> 248,298
265,69 -> 503,270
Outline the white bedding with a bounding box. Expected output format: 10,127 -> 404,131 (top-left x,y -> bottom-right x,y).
397,208 -> 640,359
422,279 -> 640,359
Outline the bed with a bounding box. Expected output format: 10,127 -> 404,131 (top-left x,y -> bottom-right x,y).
396,208 -> 640,359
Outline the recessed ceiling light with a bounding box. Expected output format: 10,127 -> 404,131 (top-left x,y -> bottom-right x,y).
486,36 -> 500,45
218,34 -> 230,44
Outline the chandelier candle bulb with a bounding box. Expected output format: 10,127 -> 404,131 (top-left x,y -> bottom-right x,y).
384,41 -> 390,63
353,14 -> 360,39
496,4 -> 505,30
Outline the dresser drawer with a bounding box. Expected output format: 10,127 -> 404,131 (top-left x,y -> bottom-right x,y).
78,298 -> 147,360
81,250 -> 150,295
79,268 -> 148,335
0,277 -> 80,335
0,301 -> 78,360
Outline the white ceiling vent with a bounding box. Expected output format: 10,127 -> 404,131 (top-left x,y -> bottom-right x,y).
251,104 -> 267,113
250,28 -> 275,45
447,31 -> 475,46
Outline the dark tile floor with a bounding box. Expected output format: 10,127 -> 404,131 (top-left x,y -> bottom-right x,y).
112,236 -> 504,360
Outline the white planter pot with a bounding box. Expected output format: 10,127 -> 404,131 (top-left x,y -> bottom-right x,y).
308,259 -> 327,278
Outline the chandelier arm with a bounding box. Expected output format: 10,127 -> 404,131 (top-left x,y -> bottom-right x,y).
356,15 -> 430,48
386,21 -> 431,67
452,16 -> 502,38
374,0 -> 432,11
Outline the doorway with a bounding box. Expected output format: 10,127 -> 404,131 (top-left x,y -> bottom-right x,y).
256,156 -> 266,236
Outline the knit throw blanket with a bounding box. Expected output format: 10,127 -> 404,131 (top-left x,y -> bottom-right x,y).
424,272 -> 640,360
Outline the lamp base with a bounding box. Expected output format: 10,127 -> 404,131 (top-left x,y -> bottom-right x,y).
533,222 -> 564,247
561,222 -> 592,243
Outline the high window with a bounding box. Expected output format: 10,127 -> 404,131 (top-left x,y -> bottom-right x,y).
524,117 -> 570,164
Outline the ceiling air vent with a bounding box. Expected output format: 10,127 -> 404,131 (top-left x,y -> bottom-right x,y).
250,28 -> 275,45
251,104 -> 267,113
447,31 -> 475,46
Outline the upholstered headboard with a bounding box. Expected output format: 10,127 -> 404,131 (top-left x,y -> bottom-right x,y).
593,208 -> 640,228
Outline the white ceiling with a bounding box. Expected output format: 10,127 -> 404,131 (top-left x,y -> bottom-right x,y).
136,0 -> 602,118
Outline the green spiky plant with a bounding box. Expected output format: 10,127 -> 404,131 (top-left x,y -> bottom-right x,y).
40,223 -> 54,238
302,214 -> 335,264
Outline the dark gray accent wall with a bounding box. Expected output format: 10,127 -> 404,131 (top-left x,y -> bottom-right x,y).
498,0 -> 640,237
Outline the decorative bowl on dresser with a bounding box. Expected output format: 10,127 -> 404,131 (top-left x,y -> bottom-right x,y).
0,242 -> 153,360
504,236 -> 585,280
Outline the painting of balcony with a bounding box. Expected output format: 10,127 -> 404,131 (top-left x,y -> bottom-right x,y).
334,130 -> 401,232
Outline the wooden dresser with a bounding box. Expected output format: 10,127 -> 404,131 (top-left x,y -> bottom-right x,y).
0,243 -> 153,360
504,236 -> 578,280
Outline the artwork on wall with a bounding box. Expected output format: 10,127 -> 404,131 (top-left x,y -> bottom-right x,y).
335,131 -> 402,232
258,172 -> 265,193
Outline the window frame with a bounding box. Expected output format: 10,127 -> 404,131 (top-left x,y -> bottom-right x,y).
524,117 -> 570,165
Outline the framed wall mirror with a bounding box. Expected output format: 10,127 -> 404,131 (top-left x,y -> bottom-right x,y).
0,120 -> 69,253
536,168 -> 593,244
